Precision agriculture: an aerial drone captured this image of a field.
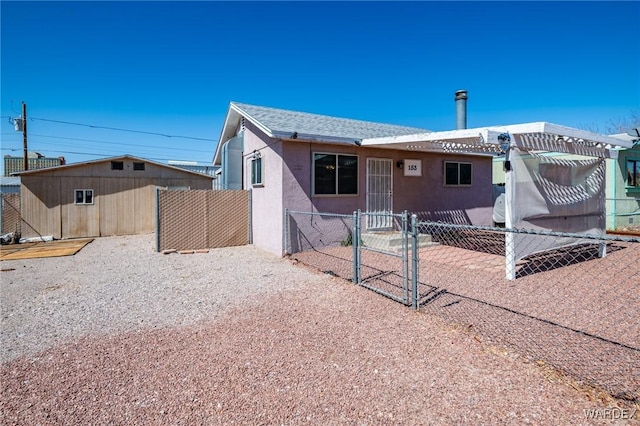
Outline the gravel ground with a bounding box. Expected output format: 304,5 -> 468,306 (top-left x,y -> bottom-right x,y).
291,241 -> 640,403
1,234 -> 638,425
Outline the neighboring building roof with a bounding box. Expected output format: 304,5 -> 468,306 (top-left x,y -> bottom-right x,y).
4,155 -> 65,176
214,102 -> 431,164
168,161 -> 220,177
0,177 -> 21,187
13,154 -> 213,180
610,132 -> 640,146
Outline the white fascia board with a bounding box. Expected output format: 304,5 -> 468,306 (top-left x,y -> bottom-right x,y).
273,131 -> 361,145
363,131 -> 439,146
362,128 -> 501,154
363,127 -> 499,146
230,103 -> 274,138
213,107 -> 240,165
214,103 -> 273,165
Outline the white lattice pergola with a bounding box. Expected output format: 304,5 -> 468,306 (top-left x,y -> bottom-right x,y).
361,122 -> 634,279
361,122 -> 631,158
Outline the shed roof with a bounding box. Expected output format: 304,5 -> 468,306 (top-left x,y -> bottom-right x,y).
214,102 -> 430,164
14,155 -> 214,179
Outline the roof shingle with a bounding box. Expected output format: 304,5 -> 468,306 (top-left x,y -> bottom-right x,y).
231,102 -> 430,141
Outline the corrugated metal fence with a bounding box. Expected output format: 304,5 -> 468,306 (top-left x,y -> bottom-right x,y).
155,189 -> 250,251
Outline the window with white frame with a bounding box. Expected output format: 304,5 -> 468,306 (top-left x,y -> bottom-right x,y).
627,159 -> 640,187
251,154 -> 263,186
74,189 -> 94,205
444,161 -> 472,186
313,153 -> 358,195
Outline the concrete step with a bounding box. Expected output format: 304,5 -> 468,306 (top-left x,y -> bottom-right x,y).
361,232 -> 439,251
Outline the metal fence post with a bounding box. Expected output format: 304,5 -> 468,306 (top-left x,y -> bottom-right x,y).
283,207 -> 289,255
402,210 -> 409,305
352,210 -> 358,283
411,214 -> 419,310
356,209 -> 362,285
155,187 -> 161,252
248,189 -> 253,245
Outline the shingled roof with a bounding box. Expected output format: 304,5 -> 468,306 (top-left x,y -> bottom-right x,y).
214,102 -> 431,164
231,102 -> 430,142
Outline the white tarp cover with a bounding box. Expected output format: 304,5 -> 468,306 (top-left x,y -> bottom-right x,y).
510,148 -> 606,261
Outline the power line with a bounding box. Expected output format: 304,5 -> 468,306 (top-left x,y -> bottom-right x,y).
1,132 -> 211,153
0,137 -> 214,162
30,116 -> 218,142
0,146 -> 206,164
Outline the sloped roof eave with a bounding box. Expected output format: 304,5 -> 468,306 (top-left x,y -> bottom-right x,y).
14,154 -> 214,180
213,101 -> 432,164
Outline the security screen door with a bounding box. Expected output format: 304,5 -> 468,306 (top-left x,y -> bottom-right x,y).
366,158 -> 393,230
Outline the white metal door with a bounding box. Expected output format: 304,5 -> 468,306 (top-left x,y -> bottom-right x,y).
366,158 -> 393,229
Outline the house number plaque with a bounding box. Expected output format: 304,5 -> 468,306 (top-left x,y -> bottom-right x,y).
404,159 -> 421,177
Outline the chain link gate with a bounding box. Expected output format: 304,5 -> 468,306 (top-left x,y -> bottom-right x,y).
354,210 -> 412,305
284,209 -> 414,306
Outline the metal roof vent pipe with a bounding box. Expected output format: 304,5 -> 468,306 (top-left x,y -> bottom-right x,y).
455,89 -> 468,130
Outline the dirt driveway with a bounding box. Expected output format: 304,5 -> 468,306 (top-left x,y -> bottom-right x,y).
1,234 -> 637,424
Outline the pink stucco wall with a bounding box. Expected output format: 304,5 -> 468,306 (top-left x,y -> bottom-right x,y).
240,124 -> 494,256
242,123 -> 285,255
281,141 -> 493,223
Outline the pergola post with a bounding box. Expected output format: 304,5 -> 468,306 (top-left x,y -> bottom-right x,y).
504,146 -> 516,280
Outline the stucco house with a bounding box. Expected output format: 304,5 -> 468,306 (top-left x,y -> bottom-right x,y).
606,132 -> 640,232
213,102 -> 495,255
16,155 -> 213,239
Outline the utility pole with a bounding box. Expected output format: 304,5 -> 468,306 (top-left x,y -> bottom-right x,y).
22,101 -> 28,171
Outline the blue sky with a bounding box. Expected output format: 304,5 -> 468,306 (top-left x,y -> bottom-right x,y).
1,1 -> 638,173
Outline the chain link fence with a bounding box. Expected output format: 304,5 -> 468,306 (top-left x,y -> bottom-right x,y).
357,212 -> 411,304
285,208 -> 640,403
285,210 -> 412,304
607,198 -> 640,235
156,189 -> 250,251
1,193 -> 21,235
285,210 -> 356,282
1,192 -> 43,240
418,221 -> 639,403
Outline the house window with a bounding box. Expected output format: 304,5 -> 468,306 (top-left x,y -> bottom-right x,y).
444,161 -> 472,186
627,159 -> 640,187
111,161 -> 124,170
74,189 -> 94,205
313,153 -> 358,195
251,155 -> 263,186
133,162 -> 145,171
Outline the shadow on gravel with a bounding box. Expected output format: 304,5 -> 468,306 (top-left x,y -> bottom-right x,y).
418,284 -> 640,403
516,243 -> 627,279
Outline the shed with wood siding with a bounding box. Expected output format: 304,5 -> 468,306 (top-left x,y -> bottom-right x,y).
16,155 -> 213,239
